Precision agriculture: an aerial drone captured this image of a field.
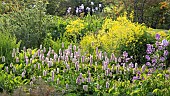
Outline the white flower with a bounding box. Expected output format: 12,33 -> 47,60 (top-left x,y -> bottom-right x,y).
99,4 -> 102,7
95,7 -> 98,10
76,7 -> 79,14
68,7 -> 71,10
92,9 -> 95,12
80,4 -> 84,10
2,2 -> 6,5
91,2 -> 94,5
86,7 -> 91,12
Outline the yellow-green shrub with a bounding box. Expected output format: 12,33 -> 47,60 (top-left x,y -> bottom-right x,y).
66,18 -> 85,34
80,33 -> 100,55
65,18 -> 86,43
80,16 -> 155,64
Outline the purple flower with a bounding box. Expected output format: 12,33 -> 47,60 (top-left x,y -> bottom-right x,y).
132,76 -> 139,81
155,34 -> 160,40
125,58 -> 131,62
129,62 -> 134,68
152,58 -> 157,63
76,77 -> 81,84
123,51 -> 128,57
137,71 -> 141,75
105,68 -> 110,76
73,45 -> 76,51
145,55 -> 150,61
118,57 -> 121,62
155,41 -> 160,47
38,63 -> 40,70
79,73 -> 83,78
158,45 -> 163,50
146,44 -> 154,54
106,81 -> 109,88
43,70 -> 47,76
160,57 -> 165,62
67,7 -> 71,13
62,42 -> 64,48
87,77 -> 91,83
142,64 -> 146,72
43,47 -> 46,53
165,74 -> 169,79
162,39 -> 169,47
51,70 -> 55,81
10,63 -> 13,68
146,62 -> 151,66
164,50 -> 169,56
66,64 -> 70,70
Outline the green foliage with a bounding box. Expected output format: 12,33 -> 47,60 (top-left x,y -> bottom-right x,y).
144,1 -> 170,29
48,16 -> 69,40
0,1 -> 52,49
0,32 -> 20,64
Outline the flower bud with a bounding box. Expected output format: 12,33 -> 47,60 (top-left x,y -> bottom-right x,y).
10,63 -> 13,68
83,85 -> 88,91
22,72 -> 25,77
30,81 -> 33,87
66,83 -> 69,89
43,70 -> 47,76
106,81 -> 109,88
2,56 -> 5,62
5,66 -> 8,72
51,70 -> 55,81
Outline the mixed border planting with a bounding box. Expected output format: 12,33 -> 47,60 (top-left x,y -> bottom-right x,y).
0,0 -> 170,96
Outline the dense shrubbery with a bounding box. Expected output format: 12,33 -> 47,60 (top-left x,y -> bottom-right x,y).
80,16 -> 155,65
0,7 -> 49,48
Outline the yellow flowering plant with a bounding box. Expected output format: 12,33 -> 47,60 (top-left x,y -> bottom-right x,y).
65,18 -> 86,43
80,16 -> 155,64
66,18 -> 85,34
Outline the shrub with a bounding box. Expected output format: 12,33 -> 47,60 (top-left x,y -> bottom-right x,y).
65,18 -> 86,43
48,16 -> 69,40
80,16 -> 155,64
0,1 -> 51,49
